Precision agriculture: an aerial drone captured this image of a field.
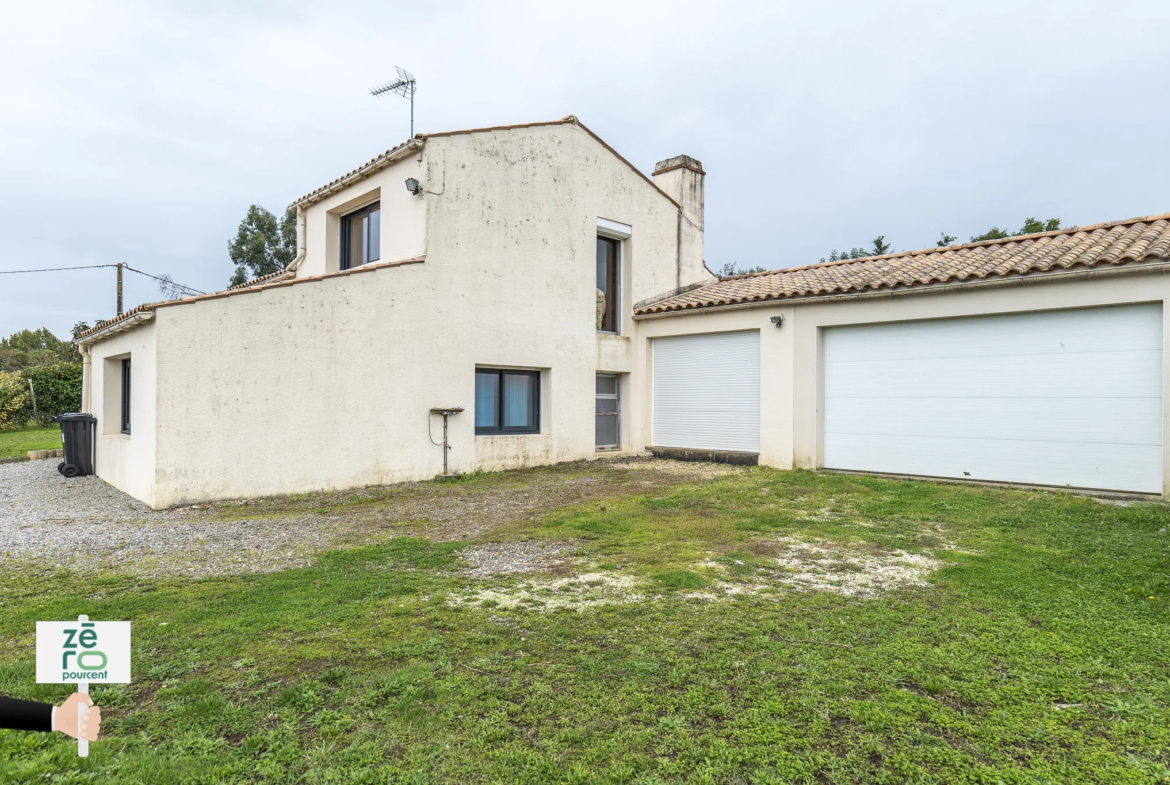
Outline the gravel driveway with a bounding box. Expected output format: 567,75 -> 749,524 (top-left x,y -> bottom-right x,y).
1,457 -> 739,578
0,460 -> 339,576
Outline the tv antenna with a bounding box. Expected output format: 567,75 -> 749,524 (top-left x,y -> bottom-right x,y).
370,67 -> 418,137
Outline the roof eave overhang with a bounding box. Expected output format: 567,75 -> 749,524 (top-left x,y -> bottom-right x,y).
633,256 -> 1170,319
75,310 -> 156,347
290,139 -> 424,210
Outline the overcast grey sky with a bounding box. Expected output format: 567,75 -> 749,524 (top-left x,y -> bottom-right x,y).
2,0 -> 1167,339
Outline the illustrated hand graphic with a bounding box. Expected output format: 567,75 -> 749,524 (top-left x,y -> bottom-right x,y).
54,693 -> 101,741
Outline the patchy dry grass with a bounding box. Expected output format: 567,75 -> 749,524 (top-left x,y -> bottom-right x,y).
1,464 -> 1169,783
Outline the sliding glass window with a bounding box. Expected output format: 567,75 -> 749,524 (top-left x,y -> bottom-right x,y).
340,202 -> 381,270
475,369 -> 540,435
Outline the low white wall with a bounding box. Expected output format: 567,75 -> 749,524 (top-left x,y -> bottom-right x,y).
88,321 -> 158,506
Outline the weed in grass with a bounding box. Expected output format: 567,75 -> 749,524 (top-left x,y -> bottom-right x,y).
652,569 -> 709,590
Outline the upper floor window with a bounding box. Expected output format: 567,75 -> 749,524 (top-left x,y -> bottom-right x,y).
596,236 -> 620,333
341,202 -> 380,270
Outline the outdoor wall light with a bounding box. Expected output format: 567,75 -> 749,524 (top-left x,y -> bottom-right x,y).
770,315 -> 784,329
405,177 -> 422,195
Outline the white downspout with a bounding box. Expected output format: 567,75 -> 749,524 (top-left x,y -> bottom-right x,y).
80,345 -> 92,414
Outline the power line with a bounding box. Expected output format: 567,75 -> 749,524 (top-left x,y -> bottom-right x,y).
0,263 -> 205,295
122,265 -> 205,295
0,264 -> 118,274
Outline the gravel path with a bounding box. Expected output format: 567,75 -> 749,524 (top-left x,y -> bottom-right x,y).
1,456 -> 739,578
1,459 -> 158,524
0,460 -> 337,576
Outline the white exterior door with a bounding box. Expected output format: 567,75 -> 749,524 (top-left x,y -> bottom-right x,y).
823,303 -> 1163,493
652,331 -> 760,452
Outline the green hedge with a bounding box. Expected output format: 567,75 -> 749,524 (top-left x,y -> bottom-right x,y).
0,371 -> 29,429
18,363 -> 83,426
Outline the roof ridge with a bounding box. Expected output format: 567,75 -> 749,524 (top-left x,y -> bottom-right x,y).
418,116 -> 578,140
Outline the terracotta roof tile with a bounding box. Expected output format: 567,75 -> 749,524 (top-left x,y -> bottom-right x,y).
636,213 -> 1170,315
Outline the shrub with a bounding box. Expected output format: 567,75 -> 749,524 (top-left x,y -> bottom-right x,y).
21,363 -> 83,425
0,371 -> 30,429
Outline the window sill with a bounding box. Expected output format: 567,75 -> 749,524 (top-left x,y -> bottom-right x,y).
476,432 -> 543,437
104,432 -> 130,441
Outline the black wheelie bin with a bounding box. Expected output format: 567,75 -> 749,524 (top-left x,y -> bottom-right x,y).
53,413 -> 96,477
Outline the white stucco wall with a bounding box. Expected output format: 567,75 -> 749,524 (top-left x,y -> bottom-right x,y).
635,268 -> 1170,494
88,320 -> 158,506
296,152 -> 427,278
125,121 -> 704,507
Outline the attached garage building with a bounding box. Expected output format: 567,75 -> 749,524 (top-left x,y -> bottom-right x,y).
636,213 -> 1170,496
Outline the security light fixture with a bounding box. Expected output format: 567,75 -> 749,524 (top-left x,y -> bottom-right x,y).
770,315 -> 784,329
405,177 -> 421,195
370,66 -> 418,137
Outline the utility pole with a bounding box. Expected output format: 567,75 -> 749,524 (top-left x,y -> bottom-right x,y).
116,263 -> 123,316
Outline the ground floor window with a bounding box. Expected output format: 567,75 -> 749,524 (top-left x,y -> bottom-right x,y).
596,373 -> 619,449
475,369 -> 540,435
120,358 -> 131,434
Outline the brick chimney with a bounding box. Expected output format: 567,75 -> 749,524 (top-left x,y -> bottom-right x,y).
652,155 -> 707,289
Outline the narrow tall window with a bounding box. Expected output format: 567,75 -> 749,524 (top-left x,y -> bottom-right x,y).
340,202 -> 381,270
475,369 -> 540,435
596,373 -> 620,449
596,236 -> 620,333
120,358 -> 131,434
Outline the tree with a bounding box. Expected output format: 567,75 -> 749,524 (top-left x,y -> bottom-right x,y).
0,327 -> 79,370
717,262 -> 768,277
228,205 -> 297,287
820,236 -> 895,264
971,217 -> 1060,243
1019,217 -> 1061,235
937,233 -> 957,247
969,226 -> 1012,242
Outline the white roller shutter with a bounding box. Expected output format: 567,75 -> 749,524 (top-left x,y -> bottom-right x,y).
823,303 -> 1163,493
652,331 -> 760,452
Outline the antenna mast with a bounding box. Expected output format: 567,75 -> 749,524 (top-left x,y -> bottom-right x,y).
370,67 -> 418,137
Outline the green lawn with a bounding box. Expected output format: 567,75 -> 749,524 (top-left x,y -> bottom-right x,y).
1,467 -> 1168,783
0,425 -> 59,459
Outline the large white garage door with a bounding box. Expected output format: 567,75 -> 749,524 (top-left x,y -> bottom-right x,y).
823,303 -> 1163,493
653,331 -> 760,452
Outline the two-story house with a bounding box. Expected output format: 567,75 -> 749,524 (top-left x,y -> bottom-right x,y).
77,115 -> 1170,506
75,117 -> 713,507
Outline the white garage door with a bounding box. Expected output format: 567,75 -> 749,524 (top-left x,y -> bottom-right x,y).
653,331 -> 760,452
823,303 -> 1163,493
